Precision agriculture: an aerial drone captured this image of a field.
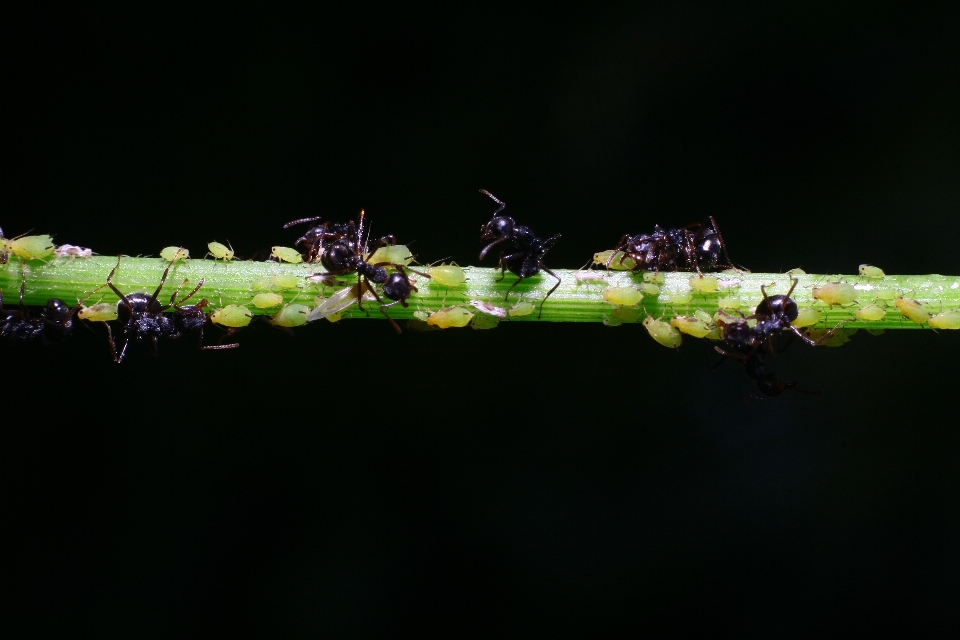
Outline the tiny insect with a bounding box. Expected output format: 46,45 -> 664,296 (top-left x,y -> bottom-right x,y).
55,244 -> 95,261
270,303 -> 311,328
251,292 -> 285,309
592,250 -> 636,270
929,309 -> 960,330
605,216 -> 736,275
812,282 -> 857,306
426,306 -> 474,328
1,266 -> 82,344
468,300 -> 507,318
2,232 -> 56,262
855,305 -> 886,322
643,315 -> 682,348
508,301 -> 536,318
895,297 -> 931,324
602,286 -> 643,308
271,246 -> 302,264
206,241 -> 235,261
428,263 -> 467,287
210,304 -> 254,328
78,302 -> 119,322
478,190 -> 561,317
859,264 -> 886,278
99,256 -> 238,363
688,275 -> 719,294
159,246 -> 189,262
670,315 -> 714,338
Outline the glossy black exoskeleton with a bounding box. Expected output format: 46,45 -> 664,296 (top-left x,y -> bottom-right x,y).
308,210 -> 427,333
478,190 -> 561,317
0,269 -> 79,345
283,216 -> 360,264
102,257 -> 238,363
715,278 -> 821,397
607,217 -> 735,275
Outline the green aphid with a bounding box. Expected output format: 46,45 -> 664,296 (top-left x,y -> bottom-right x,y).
206,241 -> 234,261
271,246 -> 302,264
602,286 -> 643,308
210,304 -> 253,328
160,246 -> 189,262
858,264 -> 885,278
428,264 -> 467,287
812,282 -> 856,306
643,315 -> 682,348
252,292 -> 284,309
270,304 -> 311,328
6,234 -> 56,260
688,275 -> 719,294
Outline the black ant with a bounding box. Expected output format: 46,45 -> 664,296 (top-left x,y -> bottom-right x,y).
308,210 -> 427,333
714,278 -> 826,397
0,264 -> 81,345
101,257 -> 238,363
282,216 -> 361,265
478,189 -> 561,317
606,217 -> 735,275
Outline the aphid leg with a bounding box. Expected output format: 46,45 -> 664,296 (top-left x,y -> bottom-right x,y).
537,266 -> 562,319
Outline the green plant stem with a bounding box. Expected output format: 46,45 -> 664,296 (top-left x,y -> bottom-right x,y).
2,257 -> 958,329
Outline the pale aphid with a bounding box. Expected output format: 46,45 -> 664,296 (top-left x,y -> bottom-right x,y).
427,263 -> 467,287
206,240 -> 235,261
643,315 -> 682,348
367,244 -> 414,266
55,244 -> 95,261
426,306 -> 474,328
468,300 -> 507,318
251,292 -> 284,309
270,274 -> 300,290
792,307 -> 822,328
670,315 -> 713,338
270,304 -> 311,328
6,234 -> 56,261
812,282 -> 857,306
688,275 -> 719,294
508,302 -> 536,318
929,310 -> 960,330
78,302 -> 118,322
894,297 -> 931,324
859,264 -> 885,278
593,250 -> 636,271
210,304 -> 254,328
160,246 -> 189,262
855,305 -> 886,322
271,246 -> 302,264
602,286 -> 643,308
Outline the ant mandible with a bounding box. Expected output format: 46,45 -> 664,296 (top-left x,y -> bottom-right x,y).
101,256 -> 238,363
478,189 -> 561,317
607,217 -> 736,275
309,210 -> 428,333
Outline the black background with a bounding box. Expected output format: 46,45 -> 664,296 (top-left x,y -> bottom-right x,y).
4,3 -> 960,634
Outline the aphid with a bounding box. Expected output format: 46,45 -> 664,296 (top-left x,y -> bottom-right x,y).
251,292 -> 285,309
271,274 -> 301,290
875,288 -> 898,301
812,282 -> 856,306
670,315 -> 713,338
271,246 -> 302,264
792,307 -> 821,328
159,246 -> 189,262
508,301 -> 536,318
270,304 -> 311,328
602,286 -> 643,308
468,300 -> 507,318
855,305 -> 886,322
643,315 -> 682,348
575,269 -> 610,286
605,216 -> 735,275
478,190 -> 561,317
592,250 -> 636,271
3,233 -> 56,261
55,244 -> 94,261
426,306 -> 474,328
895,297 -> 931,324
99,257 -> 237,362
667,290 -> 693,306
428,263 -> 467,287
688,275 -> 719,294
78,302 -> 119,322
859,264 -> 886,278
209,304 -> 254,328
367,244 -> 413,266
638,282 -> 660,296
717,295 -> 741,311
206,241 -> 235,261
1,267 -> 81,344
471,313 -> 501,330
929,310 -> 960,330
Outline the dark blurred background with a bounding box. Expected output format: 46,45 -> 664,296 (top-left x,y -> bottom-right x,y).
4,3 -> 960,634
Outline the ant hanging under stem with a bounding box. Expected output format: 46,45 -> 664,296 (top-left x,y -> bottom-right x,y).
100,256 -> 238,363
478,189 -> 561,318
1,262 -> 84,345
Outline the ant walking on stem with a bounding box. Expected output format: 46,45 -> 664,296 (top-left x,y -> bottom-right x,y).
606,217 -> 737,275
478,189 -> 561,318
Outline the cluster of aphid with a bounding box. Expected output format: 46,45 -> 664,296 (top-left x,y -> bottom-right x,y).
4,199 -> 959,397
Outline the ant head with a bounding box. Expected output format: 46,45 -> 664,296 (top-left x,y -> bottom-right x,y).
757,294 -> 798,322
480,216 -> 515,242
720,318 -> 752,345
43,298 -> 74,323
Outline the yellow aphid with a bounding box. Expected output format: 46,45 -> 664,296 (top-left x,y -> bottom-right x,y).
271,246 -> 302,263
426,306 -> 474,328
251,292 -> 284,309
717,296 -> 741,310
508,302 -> 535,317
271,274 -> 300,290
855,305 -> 886,322
210,304 -> 253,328
894,297 -> 931,324
859,264 -> 885,278
667,291 -> 692,305
593,250 -> 637,270
250,279 -> 273,292
413,310 -> 430,321
642,271 -> 665,284
78,303 -> 118,322
875,288 -> 898,301
160,246 -> 189,262
929,310 -> 960,330
806,328 -> 851,347
325,312 -> 343,323
428,264 -> 467,287
792,307 -> 821,328
612,306 -> 642,324
7,235 -> 55,260
688,275 -> 719,293
207,241 -> 234,261
367,244 -> 413,266
602,286 -> 643,308
812,282 -> 856,306
643,315 -> 682,348
270,304 -> 310,327
638,282 -> 660,296
670,315 -> 713,338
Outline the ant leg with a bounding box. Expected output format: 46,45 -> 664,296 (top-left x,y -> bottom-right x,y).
379,299 -> 403,334
537,266 -> 562,319
283,216 -> 322,229
106,323 -> 126,363
147,262 -> 174,306
479,189 -> 507,216
172,278 -> 205,308
503,275 -> 524,302
708,215 -> 742,273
